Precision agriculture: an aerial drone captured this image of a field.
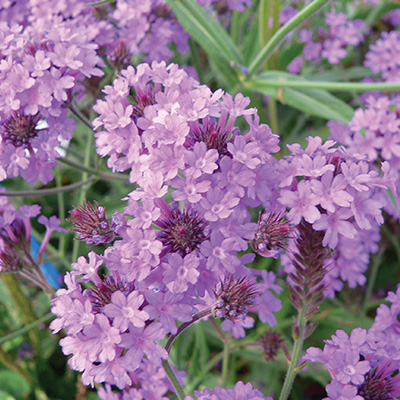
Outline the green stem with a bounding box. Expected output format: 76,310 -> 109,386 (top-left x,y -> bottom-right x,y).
69,102 -> 93,130
221,339 -> 231,387
230,10 -> 240,44
245,79 -> 400,92
58,157 -> 130,181
165,308 -> 212,352
55,167 -> 66,259
0,177 -> 95,197
72,119 -> 94,263
258,0 -> 271,48
189,38 -> 204,84
268,97 -> 279,136
0,312 -> 54,346
362,247 -> 385,318
162,359 -> 186,400
248,0 -> 330,76
278,305 -> 307,400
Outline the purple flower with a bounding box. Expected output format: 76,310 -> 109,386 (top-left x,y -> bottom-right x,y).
279,180 -> 320,225
162,252 -> 200,293
103,290 -> 149,332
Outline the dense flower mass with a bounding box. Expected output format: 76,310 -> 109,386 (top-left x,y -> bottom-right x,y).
365,31 -> 400,82
304,285 -> 400,400
277,135 -> 387,296
328,93 -> 400,221
2,1 -> 400,399
288,12 -> 364,73
50,61 -> 284,392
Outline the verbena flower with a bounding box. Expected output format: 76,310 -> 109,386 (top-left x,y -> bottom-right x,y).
328,93 -> 400,221
52,61 -> 284,392
68,200 -> 120,246
0,10 -> 105,184
365,31 -> 400,82
187,380 -> 273,400
304,286 -> 400,400
0,193 -> 64,293
252,210 -> 294,259
278,135 -> 387,297
287,12 -> 364,73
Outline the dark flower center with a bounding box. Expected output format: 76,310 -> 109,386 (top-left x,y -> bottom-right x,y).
87,275 -> 134,313
156,204 -> 209,256
189,118 -> 238,159
357,364 -> 399,400
2,112 -> 39,147
129,84 -> 156,124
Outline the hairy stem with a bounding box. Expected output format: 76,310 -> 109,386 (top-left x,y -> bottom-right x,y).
278,305 -> 307,400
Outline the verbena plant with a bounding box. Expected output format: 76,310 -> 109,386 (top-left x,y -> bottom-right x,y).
1,1 -> 400,399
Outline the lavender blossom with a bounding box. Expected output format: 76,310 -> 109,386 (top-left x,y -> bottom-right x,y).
278,135 -> 387,297
304,286 -> 400,399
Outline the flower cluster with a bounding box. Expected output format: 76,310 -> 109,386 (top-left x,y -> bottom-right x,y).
68,200 -> 120,246
50,61 -> 283,393
0,8 -> 106,184
328,94 -> 400,221
288,12 -> 364,73
277,135 -> 387,296
304,285 -> 400,400
0,191 -> 65,293
185,380 -> 273,400
364,31 -> 400,82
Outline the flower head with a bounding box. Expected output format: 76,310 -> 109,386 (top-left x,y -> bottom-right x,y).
212,275 -> 261,321
252,210 -> 294,258
68,200 -> 118,246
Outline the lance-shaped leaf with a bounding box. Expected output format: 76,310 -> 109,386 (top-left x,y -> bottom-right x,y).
166,0 -> 243,85
245,71 -> 355,123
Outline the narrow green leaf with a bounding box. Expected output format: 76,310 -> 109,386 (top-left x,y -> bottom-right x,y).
166,0 -> 242,84
245,72 -> 354,123
89,0 -> 115,5
386,189 -> 398,211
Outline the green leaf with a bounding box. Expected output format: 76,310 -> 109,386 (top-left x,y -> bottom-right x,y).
0,391 -> 16,400
166,0 -> 242,85
386,188 -> 398,211
245,71 -> 354,123
89,0 -> 115,5
0,371 -> 30,400
306,66 -> 374,82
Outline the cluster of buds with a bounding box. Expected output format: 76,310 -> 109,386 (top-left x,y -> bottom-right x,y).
252,210 -> 294,259
68,200 -> 118,246
0,217 -> 30,273
0,204 -> 61,295
212,275 -> 261,321
260,330 -> 289,362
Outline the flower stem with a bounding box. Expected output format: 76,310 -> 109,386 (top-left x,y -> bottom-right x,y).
0,177 -> 95,197
165,307 -> 212,352
58,157 -> 130,181
69,102 -> 93,130
162,359 -> 186,400
278,305 -> 307,400
55,167 -> 66,259
248,0 -> 330,76
221,339 -> 231,387
362,247 -> 385,318
72,116 -> 94,263
0,312 -> 54,345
